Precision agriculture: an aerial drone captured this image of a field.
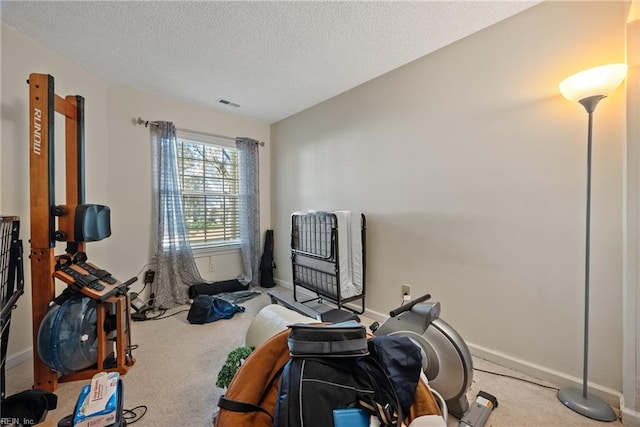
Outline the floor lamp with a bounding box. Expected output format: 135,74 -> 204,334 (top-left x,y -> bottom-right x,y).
557,63 -> 627,422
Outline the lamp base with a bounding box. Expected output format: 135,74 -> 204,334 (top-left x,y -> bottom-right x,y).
558,387 -> 617,422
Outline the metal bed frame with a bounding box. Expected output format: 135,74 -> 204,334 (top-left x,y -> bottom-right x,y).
290,211 -> 366,315
1,216 -> 24,400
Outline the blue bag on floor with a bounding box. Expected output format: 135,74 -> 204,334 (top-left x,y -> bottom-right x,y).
187,295 -> 245,324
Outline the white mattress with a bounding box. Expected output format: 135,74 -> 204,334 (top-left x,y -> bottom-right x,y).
333,210 -> 363,298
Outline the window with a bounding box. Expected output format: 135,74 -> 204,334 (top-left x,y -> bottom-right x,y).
175,131 -> 240,249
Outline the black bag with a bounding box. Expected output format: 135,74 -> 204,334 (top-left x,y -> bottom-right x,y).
187,295 -> 245,324
1,389 -> 57,426
274,325 -> 406,427
188,279 -> 246,298
367,335 -> 423,416
259,229 -> 276,288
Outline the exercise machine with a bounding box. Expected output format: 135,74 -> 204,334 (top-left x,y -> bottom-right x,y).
372,294 -> 497,426
28,73 -> 135,392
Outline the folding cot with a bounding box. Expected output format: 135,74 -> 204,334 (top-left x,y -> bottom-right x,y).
270,210 -> 366,321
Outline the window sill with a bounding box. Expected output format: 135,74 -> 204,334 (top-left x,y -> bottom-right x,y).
191,242 -> 241,256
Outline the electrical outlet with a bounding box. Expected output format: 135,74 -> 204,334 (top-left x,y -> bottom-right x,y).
209,256 -> 215,273
401,284 -> 411,301
144,269 -> 155,284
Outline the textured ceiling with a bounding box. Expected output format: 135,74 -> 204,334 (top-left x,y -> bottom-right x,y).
1,1 -> 540,123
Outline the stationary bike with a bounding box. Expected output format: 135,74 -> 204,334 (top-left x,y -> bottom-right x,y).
371,294 -> 497,426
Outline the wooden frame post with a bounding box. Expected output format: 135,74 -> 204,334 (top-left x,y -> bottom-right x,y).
28,74 -> 58,391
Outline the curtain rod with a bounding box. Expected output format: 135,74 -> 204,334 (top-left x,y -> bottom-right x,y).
135,117 -> 265,146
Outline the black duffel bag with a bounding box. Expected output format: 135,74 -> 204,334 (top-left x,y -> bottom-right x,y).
187,295 -> 245,324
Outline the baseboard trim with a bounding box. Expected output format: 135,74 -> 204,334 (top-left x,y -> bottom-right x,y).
272,280 -> 624,407
621,409 -> 640,427
468,342 -> 622,407
621,396 -> 640,427
273,278 -> 291,289
6,346 -> 32,370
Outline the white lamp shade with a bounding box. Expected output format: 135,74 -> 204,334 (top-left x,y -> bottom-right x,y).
559,63 -> 627,102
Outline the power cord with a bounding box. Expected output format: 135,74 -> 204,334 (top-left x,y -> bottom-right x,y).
146,309 -> 189,320
133,262 -> 154,280
130,262 -> 155,300
123,405 -> 148,424
131,308 -> 164,322
474,367 -> 560,391
56,404 -> 148,426
132,308 -> 190,321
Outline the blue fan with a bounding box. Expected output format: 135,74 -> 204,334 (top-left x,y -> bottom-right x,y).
37,295 -> 98,374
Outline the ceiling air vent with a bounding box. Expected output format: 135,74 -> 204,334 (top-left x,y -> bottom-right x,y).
217,99 -> 240,108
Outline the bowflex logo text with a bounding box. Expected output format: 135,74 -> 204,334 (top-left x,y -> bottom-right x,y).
33,107 -> 42,155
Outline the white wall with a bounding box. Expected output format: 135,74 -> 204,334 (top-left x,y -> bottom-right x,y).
271,0 -> 626,398
623,1 -> 640,424
0,24 -> 271,365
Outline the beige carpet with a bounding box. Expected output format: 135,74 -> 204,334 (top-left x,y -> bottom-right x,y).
5,288 -> 624,427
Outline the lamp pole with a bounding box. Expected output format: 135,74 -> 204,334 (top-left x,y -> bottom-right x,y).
556,94 -> 616,422
583,104 -> 593,401
579,94 -> 603,400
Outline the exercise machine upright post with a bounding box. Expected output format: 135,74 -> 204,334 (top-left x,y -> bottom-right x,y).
29,73 -> 60,391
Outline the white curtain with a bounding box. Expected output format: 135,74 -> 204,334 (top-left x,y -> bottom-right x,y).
236,137 -> 260,287
150,122 -> 209,308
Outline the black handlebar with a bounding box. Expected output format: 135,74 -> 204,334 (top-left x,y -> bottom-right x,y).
121,276 -> 138,288
389,293 -> 431,318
